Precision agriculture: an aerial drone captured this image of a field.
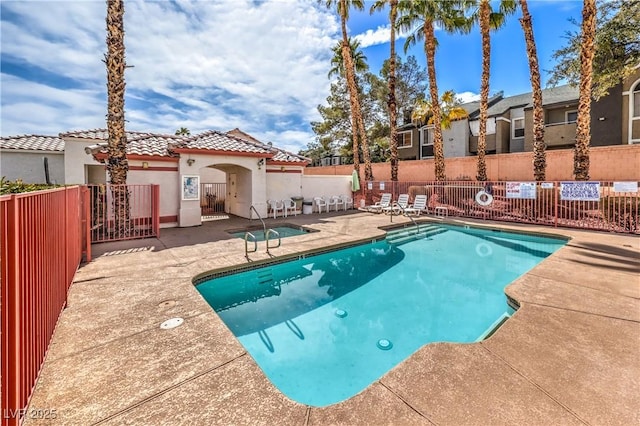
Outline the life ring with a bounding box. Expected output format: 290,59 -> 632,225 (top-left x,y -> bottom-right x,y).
475,242 -> 493,257
475,190 -> 493,206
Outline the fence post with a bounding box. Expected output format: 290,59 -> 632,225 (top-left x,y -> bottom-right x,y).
84,187 -> 92,263
4,195 -> 22,425
554,182 -> 559,228
153,185 -> 160,238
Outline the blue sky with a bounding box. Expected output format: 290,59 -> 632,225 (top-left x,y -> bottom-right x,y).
0,0 -> 582,153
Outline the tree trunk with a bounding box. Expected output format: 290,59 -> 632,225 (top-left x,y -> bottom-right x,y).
519,0 -> 546,181
477,0 -> 490,182
339,0 -> 363,181
106,0 -> 130,236
424,21 -> 445,181
389,0 -> 398,182
574,0 -> 596,181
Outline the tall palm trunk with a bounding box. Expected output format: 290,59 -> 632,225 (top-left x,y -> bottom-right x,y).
389,0 -> 399,182
477,0 -> 490,182
424,21 -> 445,181
519,0 -> 545,181
574,0 -> 596,181
338,0 -> 366,180
106,0 -> 129,235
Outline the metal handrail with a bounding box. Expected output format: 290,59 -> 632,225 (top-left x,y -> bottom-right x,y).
266,228 -> 281,254
390,202 -> 420,236
245,232 -> 257,257
249,205 -> 267,237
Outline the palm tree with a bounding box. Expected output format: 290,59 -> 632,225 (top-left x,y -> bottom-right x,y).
328,38 -> 368,79
411,90 -> 469,128
323,0 -> 374,181
398,0 -> 470,181
474,0 -> 516,182
371,0 -> 399,181
105,0 -> 129,235
175,127 -> 191,136
518,0 -> 545,181
574,0 -> 596,181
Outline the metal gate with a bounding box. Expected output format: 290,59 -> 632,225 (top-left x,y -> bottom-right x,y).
201,183 -> 226,215
87,184 -> 160,243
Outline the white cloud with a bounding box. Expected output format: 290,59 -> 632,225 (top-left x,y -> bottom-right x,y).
353,24 -> 410,48
0,0 -> 340,151
456,91 -> 481,104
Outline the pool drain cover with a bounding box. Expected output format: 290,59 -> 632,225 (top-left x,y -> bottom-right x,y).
334,309 -> 348,318
160,317 -> 184,330
377,339 -> 393,350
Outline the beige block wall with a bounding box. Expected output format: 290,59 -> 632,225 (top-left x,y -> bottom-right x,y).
305,144 -> 640,181
0,151 -> 65,184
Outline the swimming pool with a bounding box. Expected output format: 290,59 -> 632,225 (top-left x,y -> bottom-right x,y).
227,225 -> 314,241
196,223 -> 566,407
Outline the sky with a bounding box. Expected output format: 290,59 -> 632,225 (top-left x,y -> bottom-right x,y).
0,0 -> 584,154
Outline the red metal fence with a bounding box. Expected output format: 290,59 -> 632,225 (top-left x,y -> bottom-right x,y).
363,180 -> 639,234
88,184 -> 160,243
1,186 -> 84,425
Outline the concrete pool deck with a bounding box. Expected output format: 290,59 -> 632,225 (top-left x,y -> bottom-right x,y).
25,211 -> 639,425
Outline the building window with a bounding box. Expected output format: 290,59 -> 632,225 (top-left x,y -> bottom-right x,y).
396,131 -> 412,148
512,117 -> 525,138
633,83 -> 640,117
566,110 -> 578,123
420,126 -> 434,146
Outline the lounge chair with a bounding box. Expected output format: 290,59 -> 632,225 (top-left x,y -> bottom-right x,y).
404,195 -> 428,216
382,194 -> 410,215
362,193 -> 392,213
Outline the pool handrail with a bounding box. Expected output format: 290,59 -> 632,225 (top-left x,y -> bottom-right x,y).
249,204 -> 267,235
266,228 -> 281,253
245,231 -> 258,257
390,202 -> 420,236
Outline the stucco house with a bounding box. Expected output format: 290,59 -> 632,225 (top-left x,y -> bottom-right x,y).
1,128 -> 353,227
0,135 -> 65,184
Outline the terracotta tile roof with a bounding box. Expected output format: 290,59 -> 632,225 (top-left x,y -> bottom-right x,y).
0,135 -> 65,152
60,128 -> 152,140
173,130 -> 272,154
225,128 -> 309,164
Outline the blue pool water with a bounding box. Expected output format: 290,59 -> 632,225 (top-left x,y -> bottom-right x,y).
197,224 -> 565,407
230,226 -> 310,241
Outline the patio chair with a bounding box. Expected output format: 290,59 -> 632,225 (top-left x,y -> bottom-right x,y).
314,197 -> 328,213
283,199 -> 297,217
269,199 -> 285,218
339,195 -> 353,210
404,195 -> 428,216
327,196 -> 341,212
382,194 -> 410,215
362,193 -> 392,213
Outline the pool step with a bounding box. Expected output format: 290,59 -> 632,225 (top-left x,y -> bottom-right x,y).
386,225 -> 446,246
256,269 -> 274,285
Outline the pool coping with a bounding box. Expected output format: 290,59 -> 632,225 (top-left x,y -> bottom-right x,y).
23,211 -> 640,425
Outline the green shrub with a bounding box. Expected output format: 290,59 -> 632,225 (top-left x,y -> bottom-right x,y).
0,177 -> 62,195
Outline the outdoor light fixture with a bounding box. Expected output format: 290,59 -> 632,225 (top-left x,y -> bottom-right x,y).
257,158 -> 265,169
187,158 -> 195,166
142,161 -> 149,169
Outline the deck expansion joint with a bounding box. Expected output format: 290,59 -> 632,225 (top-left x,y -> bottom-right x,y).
377,381 -> 438,425
92,352 -> 248,426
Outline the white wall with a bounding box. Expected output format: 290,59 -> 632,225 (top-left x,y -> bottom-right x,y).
63,138 -> 103,184
199,165 -> 225,183
443,120 -> 469,158
301,175 -> 352,201
265,168 -> 303,202
0,151 -> 64,184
